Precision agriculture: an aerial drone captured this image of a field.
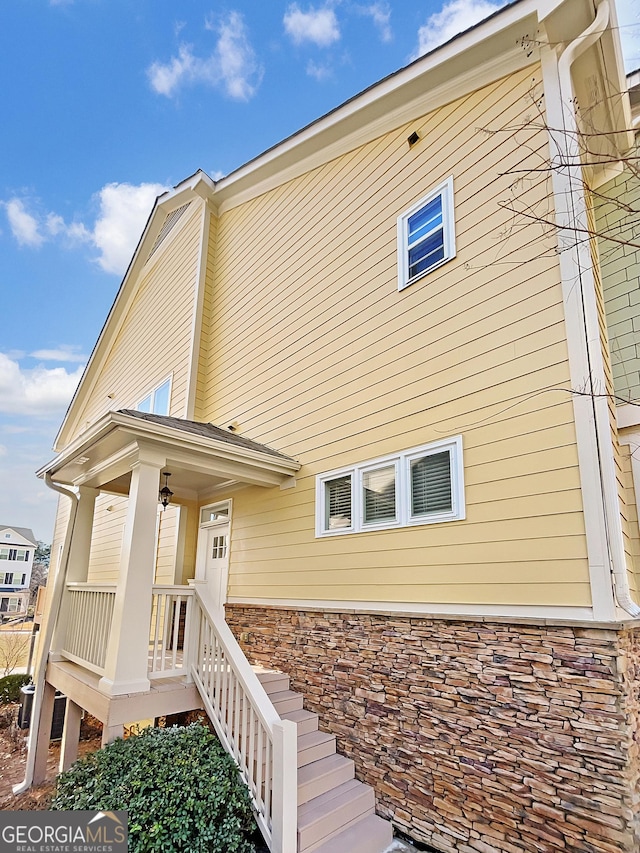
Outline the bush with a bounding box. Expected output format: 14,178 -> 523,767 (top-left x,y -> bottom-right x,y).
51,722 -> 256,853
0,673 -> 30,704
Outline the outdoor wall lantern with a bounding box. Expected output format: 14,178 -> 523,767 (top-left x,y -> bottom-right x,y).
159,472 -> 173,510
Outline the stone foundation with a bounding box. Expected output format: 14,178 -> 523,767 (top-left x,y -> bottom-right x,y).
226,605 -> 640,853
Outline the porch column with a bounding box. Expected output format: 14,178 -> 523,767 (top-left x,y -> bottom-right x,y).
32,681 -> 56,785
59,699 -> 82,772
98,455 -> 163,696
51,486 -> 99,656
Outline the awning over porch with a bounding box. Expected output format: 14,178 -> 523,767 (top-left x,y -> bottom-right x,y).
37,409 -> 300,499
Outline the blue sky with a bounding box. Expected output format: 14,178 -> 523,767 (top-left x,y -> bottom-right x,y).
0,0 -> 638,542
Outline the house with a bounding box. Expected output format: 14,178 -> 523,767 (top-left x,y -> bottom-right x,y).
0,526 -> 36,621
20,0 -> 640,849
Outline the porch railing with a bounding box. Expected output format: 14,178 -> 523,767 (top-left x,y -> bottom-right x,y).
189,588 -> 297,853
61,583 -> 116,674
148,586 -> 194,679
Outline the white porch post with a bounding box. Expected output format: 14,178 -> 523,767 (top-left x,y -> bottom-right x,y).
51,486 -> 98,656
98,455 -> 163,696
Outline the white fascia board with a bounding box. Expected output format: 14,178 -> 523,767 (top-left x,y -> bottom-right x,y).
42,411 -> 300,482
214,3 -> 543,213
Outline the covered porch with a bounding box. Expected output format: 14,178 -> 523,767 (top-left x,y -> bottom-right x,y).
25,410 -> 301,844
38,408 -> 299,699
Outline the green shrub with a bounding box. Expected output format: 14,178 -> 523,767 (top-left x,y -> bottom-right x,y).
0,673 -> 30,704
51,722 -> 256,853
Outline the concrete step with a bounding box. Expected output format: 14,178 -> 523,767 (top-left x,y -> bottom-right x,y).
297,730 -> 336,768
298,754 -> 356,805
254,666 -> 290,695
269,689 -> 304,715
281,707 -> 319,735
298,779 -> 375,853
308,813 -> 394,853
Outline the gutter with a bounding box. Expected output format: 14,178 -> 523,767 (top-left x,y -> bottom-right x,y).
14,475 -> 79,793
556,1 -> 640,619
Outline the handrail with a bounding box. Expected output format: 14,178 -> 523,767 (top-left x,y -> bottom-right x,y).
188,586 -> 297,853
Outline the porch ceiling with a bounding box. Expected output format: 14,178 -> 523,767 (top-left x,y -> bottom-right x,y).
38,410 -> 300,500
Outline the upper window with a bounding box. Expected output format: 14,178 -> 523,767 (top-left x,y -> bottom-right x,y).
0,548 -> 29,561
316,436 -> 465,537
137,378 -> 171,416
397,177 -> 455,291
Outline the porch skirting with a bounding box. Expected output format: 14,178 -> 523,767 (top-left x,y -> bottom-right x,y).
225,605 -> 640,853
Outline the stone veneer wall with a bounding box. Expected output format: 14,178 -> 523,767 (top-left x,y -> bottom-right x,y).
226,605 -> 640,853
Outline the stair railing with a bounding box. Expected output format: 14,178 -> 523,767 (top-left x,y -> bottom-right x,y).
188,585 -> 297,853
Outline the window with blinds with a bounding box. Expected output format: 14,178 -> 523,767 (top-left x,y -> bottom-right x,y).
363,465 -> 397,525
316,436 -> 464,536
410,451 -> 452,517
325,475 -> 353,530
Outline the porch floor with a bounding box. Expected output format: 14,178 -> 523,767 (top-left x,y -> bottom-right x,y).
46,659 -> 203,730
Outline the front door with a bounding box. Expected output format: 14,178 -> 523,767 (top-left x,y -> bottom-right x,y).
198,502 -> 231,611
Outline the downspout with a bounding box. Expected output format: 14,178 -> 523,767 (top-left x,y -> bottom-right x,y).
14,474 -> 79,793
556,0 -> 640,618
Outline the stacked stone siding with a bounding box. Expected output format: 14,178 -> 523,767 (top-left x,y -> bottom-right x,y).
226,605 -> 640,853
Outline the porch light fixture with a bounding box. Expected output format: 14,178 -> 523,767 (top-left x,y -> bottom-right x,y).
159,472 -> 173,510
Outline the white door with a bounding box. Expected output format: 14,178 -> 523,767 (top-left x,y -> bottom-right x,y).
199,503 -> 231,611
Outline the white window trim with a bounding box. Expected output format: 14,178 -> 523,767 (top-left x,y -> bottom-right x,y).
316,436 -> 465,537
136,374 -> 173,416
397,176 -> 456,292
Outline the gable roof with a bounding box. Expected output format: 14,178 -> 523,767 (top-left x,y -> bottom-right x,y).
118,410 -> 294,461
53,0 -> 630,453
0,527 -> 37,546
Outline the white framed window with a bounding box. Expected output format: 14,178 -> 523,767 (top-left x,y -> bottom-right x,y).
397,177 -> 456,291
0,548 -> 28,561
137,376 -> 172,416
316,436 -> 465,537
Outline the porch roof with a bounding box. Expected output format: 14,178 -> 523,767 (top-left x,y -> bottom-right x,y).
38,410 -> 300,501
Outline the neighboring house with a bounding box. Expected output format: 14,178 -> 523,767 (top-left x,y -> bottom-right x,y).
0,526 -> 36,621
21,0 -> 640,850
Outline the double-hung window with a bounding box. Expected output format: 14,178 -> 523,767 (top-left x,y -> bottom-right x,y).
137,377 -> 171,415
316,436 -> 464,537
397,177 -> 455,291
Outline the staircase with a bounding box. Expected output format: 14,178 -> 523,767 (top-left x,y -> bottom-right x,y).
255,667 -> 393,853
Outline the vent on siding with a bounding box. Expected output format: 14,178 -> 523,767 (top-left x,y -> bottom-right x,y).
147,202 -> 191,261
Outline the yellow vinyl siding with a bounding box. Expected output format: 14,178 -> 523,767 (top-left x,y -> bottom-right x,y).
73,202 -> 203,434
198,64 -> 591,609
87,495 -> 127,583
155,506 -> 179,584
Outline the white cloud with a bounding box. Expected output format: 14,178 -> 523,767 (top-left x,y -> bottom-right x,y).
4,199 -> 43,247
92,182 -> 167,274
284,4 -> 340,47
2,182 -> 167,277
214,12 -> 263,100
148,45 -> 196,97
415,0 -> 504,57
148,12 -> 262,101
307,60 -> 332,80
0,445 -> 6,457
30,345 -> 88,364
0,352 -> 84,417
357,3 -> 392,43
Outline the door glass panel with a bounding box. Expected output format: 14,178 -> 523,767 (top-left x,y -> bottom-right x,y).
211,535 -> 228,560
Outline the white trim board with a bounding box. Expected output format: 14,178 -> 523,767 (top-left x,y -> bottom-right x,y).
226,597 -> 599,626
